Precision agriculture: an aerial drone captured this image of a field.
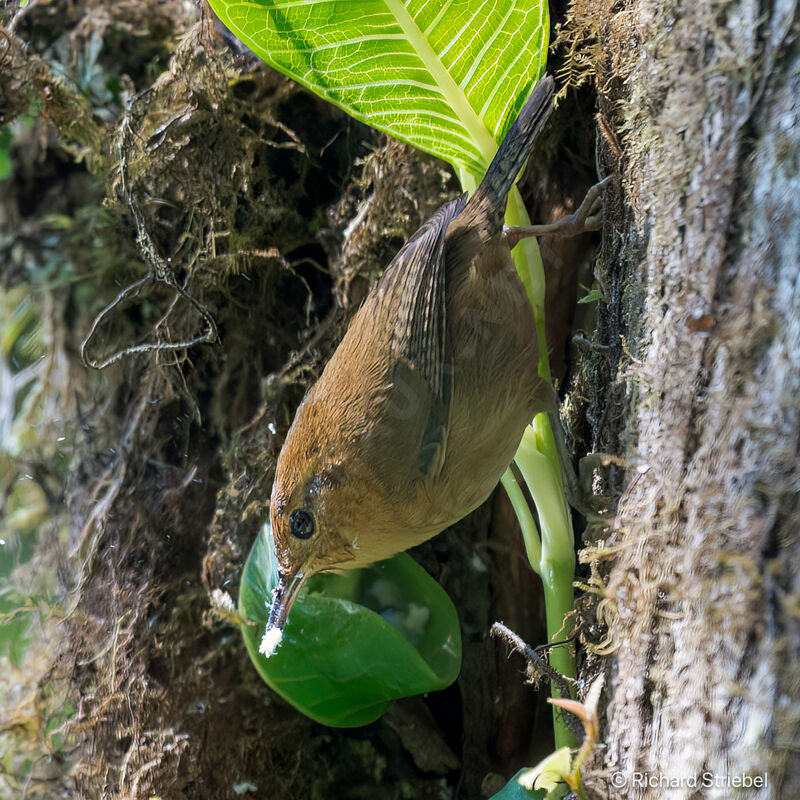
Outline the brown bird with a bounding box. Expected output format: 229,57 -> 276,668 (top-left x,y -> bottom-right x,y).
261,74 -> 605,656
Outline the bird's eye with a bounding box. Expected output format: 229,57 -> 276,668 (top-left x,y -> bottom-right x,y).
289,508 -> 315,539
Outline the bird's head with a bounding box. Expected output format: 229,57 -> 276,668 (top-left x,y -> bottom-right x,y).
261,389 -> 372,652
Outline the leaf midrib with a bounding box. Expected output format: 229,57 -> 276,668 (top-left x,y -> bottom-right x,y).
383,0 -> 497,171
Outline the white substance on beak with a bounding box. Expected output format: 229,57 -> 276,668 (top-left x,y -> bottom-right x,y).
259,626 -> 284,658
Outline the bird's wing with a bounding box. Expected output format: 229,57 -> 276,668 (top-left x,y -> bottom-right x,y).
377,193 -> 468,478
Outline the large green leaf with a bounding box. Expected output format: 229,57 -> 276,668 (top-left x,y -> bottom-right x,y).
239,523 -> 461,727
208,0 -> 549,176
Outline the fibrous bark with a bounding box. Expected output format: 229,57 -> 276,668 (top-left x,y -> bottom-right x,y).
563,0 -> 800,796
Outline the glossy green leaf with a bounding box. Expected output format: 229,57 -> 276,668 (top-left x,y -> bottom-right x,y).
207,0 -> 548,176
239,523 -> 461,727
489,748 -> 573,800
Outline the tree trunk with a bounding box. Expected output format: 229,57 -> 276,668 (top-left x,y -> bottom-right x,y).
563,0 -> 800,796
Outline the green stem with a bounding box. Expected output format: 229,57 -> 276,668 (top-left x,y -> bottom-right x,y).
506,187 -> 550,382
456,166 -> 478,196
461,160 -> 576,751
500,469 -> 541,568
506,186 -> 577,750
534,410 -> 563,487
514,427 -> 576,750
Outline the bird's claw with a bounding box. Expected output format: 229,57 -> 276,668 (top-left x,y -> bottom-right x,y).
502,175 -> 612,247
571,175 -> 611,234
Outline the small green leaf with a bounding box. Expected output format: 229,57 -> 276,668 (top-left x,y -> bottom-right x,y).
489,748 -> 573,800
207,0 -> 548,176
577,288 -> 605,305
239,524 -> 461,727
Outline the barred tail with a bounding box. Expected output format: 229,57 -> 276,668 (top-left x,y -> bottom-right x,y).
463,74 -> 554,232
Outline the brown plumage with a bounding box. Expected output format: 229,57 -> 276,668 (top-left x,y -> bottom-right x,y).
264,74 -> 573,645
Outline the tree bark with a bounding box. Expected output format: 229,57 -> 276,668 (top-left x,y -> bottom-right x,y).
566,0 -> 800,796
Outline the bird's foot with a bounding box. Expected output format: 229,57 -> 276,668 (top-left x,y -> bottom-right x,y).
503,176 -> 612,247
561,175 -> 610,236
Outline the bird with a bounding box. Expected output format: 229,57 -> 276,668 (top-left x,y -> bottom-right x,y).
260,74 -> 605,657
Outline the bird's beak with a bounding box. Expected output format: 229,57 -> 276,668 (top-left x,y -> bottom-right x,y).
268,570 -> 306,629
259,570 -> 307,657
